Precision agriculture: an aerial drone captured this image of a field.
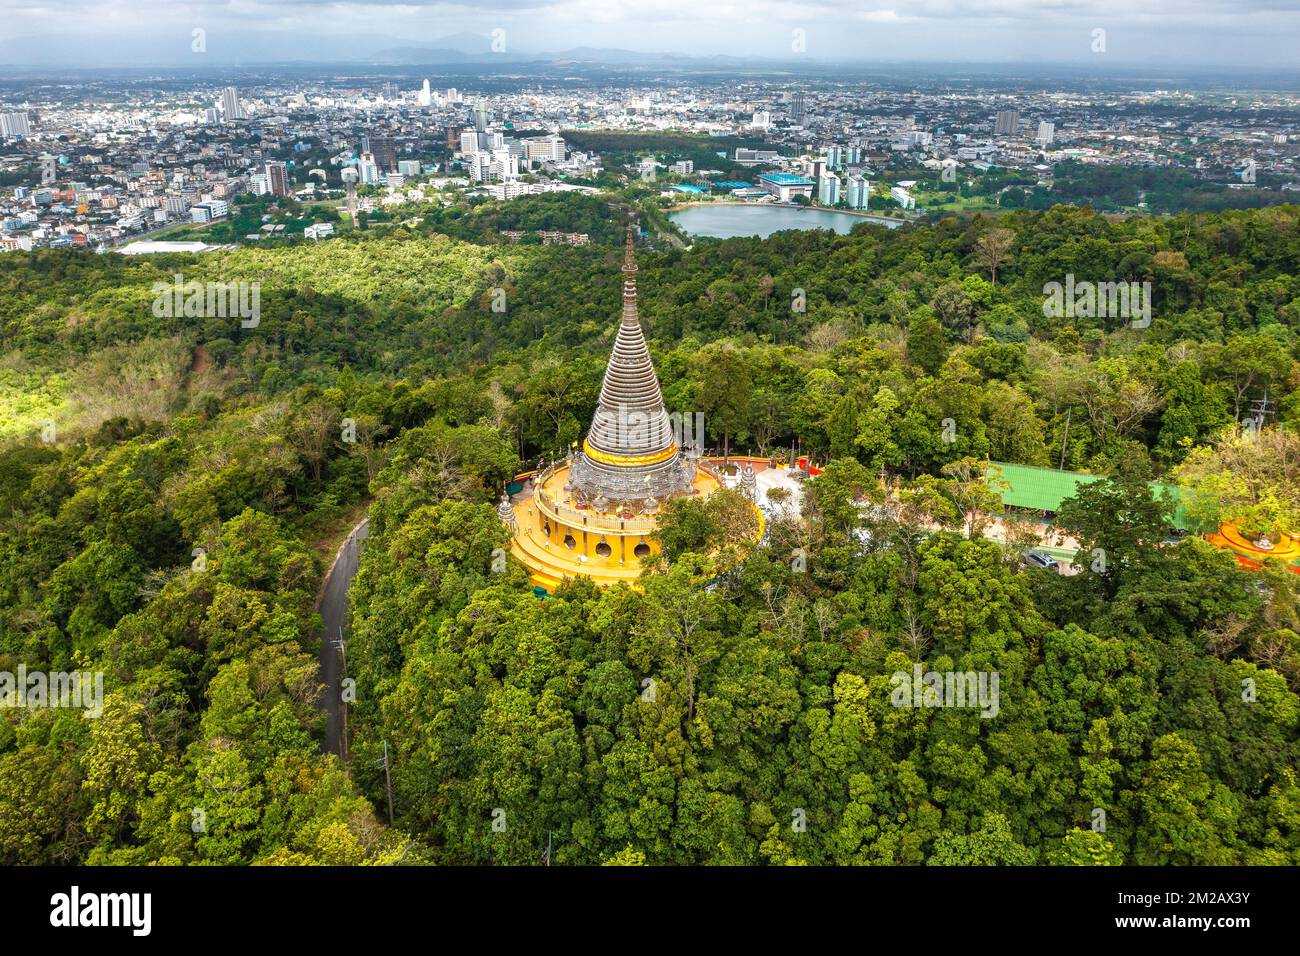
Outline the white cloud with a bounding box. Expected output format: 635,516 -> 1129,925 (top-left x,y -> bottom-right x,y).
0,0 -> 1297,65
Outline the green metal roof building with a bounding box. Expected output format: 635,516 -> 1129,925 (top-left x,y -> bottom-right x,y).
985,462 -> 1195,531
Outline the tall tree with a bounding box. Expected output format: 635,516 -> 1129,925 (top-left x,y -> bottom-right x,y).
973,227 -> 1016,287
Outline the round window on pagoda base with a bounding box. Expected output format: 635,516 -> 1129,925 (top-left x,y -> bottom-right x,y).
634,542 -> 651,559
595,541 -> 612,558
563,534 -> 577,550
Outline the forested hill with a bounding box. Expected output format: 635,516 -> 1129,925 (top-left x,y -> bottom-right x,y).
0,201 -> 1297,864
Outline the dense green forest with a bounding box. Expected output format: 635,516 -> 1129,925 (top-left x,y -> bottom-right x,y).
0,198 -> 1297,864
414,192 -> 625,245
1005,160 -> 1298,214
560,130 -> 779,180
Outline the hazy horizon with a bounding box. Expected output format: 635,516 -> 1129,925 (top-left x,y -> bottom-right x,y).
1,1 -> 1299,71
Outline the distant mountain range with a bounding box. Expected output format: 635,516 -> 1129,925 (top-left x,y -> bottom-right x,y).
1,30 -> 1293,78
0,29 -> 755,69
367,44 -> 763,68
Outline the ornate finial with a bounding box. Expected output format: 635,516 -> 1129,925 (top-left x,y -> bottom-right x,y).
622,224 -> 638,274
620,223 -> 640,322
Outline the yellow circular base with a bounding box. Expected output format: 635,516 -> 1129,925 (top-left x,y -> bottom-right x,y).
506,458 -> 766,591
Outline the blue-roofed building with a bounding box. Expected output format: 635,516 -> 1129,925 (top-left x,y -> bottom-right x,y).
671,184 -> 708,195
757,172 -> 815,201
715,180 -> 750,189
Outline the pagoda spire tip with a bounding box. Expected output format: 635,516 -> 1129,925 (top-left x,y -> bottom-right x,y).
622,223 -> 638,271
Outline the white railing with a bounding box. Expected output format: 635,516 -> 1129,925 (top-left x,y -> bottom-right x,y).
531,461 -> 660,534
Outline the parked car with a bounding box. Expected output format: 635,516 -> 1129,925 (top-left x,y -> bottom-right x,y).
1022,549 -> 1059,570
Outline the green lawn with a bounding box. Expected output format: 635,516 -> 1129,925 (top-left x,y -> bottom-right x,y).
913,190 -> 1002,212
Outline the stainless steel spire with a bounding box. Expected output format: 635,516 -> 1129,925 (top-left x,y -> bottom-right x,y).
567,226 -> 696,507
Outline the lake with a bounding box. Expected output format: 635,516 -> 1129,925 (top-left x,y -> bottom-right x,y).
669,204 -> 903,239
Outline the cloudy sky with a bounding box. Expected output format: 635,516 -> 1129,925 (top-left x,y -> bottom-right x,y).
2,0 -> 1298,68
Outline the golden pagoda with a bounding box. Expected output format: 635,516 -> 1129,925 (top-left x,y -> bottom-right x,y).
503,227 -> 725,592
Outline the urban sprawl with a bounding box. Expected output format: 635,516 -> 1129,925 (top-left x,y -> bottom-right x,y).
1,74 -> 1298,252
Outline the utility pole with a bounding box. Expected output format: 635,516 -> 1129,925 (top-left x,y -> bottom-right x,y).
332,628 -> 349,761
1248,389 -> 1275,428
1058,407 -> 1072,471
542,831 -> 552,867
378,740 -> 395,825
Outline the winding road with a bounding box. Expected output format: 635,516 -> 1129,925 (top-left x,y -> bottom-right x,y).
316,517 -> 369,759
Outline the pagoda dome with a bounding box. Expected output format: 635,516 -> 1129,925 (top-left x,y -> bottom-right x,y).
567,225 -> 696,506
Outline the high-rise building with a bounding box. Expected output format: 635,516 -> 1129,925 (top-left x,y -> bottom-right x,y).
790,93 -> 806,125
846,175 -> 870,210
418,79 -> 432,106
40,153 -> 57,186
358,153 -> 381,185
466,152 -> 492,183
0,111 -> 31,138
525,135 -> 566,162
265,161 -> 289,197
1037,121 -> 1055,145
818,174 -> 841,207
220,87 -> 243,123
368,135 -> 397,173
474,105 -> 488,132
486,149 -> 518,182
460,132 -> 482,156
751,111 -> 770,131
995,110 -> 1020,136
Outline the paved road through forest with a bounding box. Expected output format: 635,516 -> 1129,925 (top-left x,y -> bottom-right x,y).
316,518 -> 369,758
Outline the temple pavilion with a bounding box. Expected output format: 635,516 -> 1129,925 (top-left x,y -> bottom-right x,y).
501,227 -> 730,591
